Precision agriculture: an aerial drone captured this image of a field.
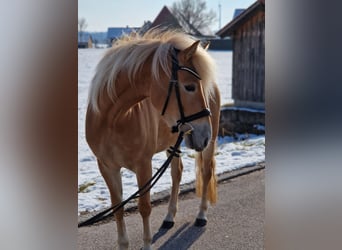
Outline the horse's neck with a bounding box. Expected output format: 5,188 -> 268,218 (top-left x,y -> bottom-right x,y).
100,72 -> 150,122
112,89 -> 148,118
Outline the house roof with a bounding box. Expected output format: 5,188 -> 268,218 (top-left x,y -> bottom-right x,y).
216,0 -> 265,37
107,27 -> 139,39
149,6 -> 182,30
233,9 -> 246,19
149,5 -> 203,36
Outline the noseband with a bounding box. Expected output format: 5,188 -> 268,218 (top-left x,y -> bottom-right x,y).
161,48 -> 211,133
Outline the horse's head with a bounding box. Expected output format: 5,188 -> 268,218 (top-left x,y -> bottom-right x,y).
154,41 -> 213,152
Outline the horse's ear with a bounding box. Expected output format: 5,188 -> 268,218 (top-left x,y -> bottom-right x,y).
202,41 -> 210,50
183,40 -> 201,61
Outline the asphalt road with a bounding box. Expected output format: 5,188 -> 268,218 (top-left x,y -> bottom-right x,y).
78,165 -> 264,250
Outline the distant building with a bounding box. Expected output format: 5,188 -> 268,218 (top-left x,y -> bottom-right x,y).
206,38 -> 232,51
149,6 -> 182,31
78,35 -> 93,49
147,6 -> 203,37
233,9 -> 246,19
107,27 -> 139,44
139,21 -> 152,35
217,0 -> 265,109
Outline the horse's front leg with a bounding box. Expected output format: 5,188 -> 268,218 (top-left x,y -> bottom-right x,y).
136,162 -> 153,250
195,142 -> 217,227
162,155 -> 183,229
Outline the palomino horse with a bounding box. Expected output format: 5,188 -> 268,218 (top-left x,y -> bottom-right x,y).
86,30 -> 221,250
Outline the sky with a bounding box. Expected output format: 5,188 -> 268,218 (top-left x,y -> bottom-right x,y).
78,0 -> 256,33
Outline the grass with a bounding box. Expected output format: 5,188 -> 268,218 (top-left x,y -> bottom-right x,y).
78,181 -> 96,193
187,153 -> 196,159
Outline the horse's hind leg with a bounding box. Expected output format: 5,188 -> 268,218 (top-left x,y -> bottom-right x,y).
162,154 -> 183,229
195,141 -> 217,227
136,161 -> 153,250
98,160 -> 129,250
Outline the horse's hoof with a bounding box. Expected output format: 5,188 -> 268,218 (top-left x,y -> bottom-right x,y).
161,220 -> 174,229
194,218 -> 207,227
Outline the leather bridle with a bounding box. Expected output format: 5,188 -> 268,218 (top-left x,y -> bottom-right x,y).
161,48 -> 211,133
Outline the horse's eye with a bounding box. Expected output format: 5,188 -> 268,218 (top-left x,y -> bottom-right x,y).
185,84 -> 196,92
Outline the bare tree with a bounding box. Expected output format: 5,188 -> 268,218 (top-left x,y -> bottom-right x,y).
78,18 -> 88,42
171,0 -> 216,35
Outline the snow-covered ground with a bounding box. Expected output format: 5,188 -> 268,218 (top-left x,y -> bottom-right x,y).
78,48 -> 265,214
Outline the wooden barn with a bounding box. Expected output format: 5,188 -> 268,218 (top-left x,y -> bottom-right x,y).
217,0 -> 265,109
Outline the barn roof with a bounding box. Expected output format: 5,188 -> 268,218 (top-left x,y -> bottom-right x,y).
216,0 -> 265,37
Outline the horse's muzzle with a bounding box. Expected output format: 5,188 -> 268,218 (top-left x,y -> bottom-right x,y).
184,123 -> 211,152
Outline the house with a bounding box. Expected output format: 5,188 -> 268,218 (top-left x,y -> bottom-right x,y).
149,6 -> 182,31
233,9 -> 246,18
147,6 -> 202,37
139,21 -> 152,35
217,0 -> 265,109
107,27 -> 139,44
78,35 -> 93,49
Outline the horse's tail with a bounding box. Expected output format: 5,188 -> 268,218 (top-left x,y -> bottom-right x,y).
195,150 -> 217,204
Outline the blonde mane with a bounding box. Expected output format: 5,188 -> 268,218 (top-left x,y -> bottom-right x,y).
88,29 -> 216,113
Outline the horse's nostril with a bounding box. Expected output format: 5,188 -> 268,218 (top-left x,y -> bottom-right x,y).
204,137 -> 209,147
